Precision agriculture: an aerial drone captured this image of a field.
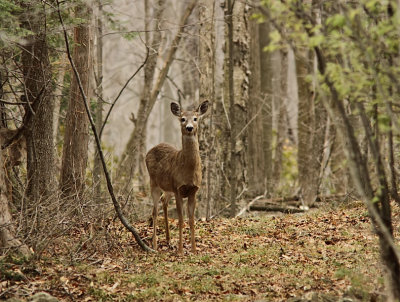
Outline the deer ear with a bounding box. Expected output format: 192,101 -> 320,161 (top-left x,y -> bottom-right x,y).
171,102 -> 181,116
197,100 -> 209,116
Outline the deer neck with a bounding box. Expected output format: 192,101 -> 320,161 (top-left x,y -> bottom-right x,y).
181,134 -> 200,167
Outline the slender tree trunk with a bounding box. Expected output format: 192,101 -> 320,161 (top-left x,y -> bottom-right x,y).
53,55 -> 67,147
296,49 -> 313,204
296,47 -> 326,207
272,48 -> 289,193
247,8 -> 264,196
20,2 -> 56,204
60,4 -> 92,199
181,2 -> 199,102
259,20 -> 273,196
225,0 -> 248,217
0,72 -> 6,128
93,0 -> 104,200
211,1 -> 227,216
198,0 -> 215,218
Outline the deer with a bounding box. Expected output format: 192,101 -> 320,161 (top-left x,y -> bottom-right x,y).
145,100 -> 209,255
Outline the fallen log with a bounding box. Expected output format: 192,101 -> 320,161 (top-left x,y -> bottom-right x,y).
249,204 -> 306,214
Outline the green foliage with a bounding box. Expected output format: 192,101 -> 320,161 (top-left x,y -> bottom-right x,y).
0,0 -> 29,48
259,0 -> 400,202
260,0 -> 400,112
122,31 -> 138,41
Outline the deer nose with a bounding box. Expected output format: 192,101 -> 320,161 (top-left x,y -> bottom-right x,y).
186,125 -> 194,132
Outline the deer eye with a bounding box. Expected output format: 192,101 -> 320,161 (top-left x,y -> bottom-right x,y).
193,117 -> 197,122
181,117 -> 186,123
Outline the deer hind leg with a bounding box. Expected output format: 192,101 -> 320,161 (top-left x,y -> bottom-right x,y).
175,193 -> 184,255
162,192 -> 173,245
150,184 -> 162,250
188,193 -> 197,253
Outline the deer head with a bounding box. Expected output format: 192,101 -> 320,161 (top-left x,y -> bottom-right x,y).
170,100 -> 209,136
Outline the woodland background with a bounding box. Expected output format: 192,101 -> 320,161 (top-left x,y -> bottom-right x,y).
2,0 -> 400,300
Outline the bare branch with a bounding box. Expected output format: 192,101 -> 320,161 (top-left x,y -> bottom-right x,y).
99,46 -> 150,139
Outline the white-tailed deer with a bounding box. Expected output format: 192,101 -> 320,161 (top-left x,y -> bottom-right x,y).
145,100 -> 209,254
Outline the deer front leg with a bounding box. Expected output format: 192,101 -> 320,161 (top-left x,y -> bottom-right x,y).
162,193 -> 172,245
175,193 -> 184,255
188,194 -> 197,253
151,185 -> 162,250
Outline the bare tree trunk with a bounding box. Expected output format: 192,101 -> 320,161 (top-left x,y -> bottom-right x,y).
0,72 -> 6,128
296,46 -> 326,207
53,55 -> 67,147
296,49 -> 313,204
247,7 -> 264,196
225,0 -> 248,217
20,2 -> 56,204
180,1 -> 199,102
209,1 -> 227,217
60,4 -> 92,199
198,0 -> 215,219
259,20 -> 273,196
93,0 -> 104,200
272,48 -> 289,194
388,105 -> 400,202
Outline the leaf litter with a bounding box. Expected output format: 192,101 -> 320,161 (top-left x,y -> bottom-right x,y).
1,201 -> 398,301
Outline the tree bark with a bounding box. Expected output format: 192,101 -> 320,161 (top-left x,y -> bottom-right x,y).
60,4 -> 92,199
247,7 -> 264,196
198,0 -> 216,218
0,71 -> 7,128
20,2 -> 56,204
53,55 -> 67,147
93,0 -> 104,200
296,47 -> 326,207
272,48 -> 289,194
225,0 -> 248,217
259,20 -> 274,196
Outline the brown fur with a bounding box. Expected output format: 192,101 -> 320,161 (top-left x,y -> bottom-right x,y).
145,100 -> 209,254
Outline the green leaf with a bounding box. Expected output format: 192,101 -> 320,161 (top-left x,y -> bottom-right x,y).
269,30 -> 281,44
309,34 -> 324,47
327,14 -> 345,28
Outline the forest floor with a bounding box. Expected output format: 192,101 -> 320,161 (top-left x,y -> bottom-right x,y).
1,200 -> 398,301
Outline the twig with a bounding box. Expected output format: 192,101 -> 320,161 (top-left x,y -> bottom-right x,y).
99,45 -> 150,138
209,202 -> 231,220
235,195 -> 264,218
56,0 -> 154,253
0,99 -> 29,105
166,74 -> 185,103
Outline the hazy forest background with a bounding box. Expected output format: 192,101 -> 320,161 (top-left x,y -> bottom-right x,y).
2,0 -> 400,301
